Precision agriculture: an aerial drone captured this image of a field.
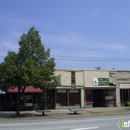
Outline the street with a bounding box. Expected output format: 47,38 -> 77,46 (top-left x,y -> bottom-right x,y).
0,114 -> 130,130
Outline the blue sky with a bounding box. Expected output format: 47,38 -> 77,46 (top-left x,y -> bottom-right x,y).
0,0 -> 130,70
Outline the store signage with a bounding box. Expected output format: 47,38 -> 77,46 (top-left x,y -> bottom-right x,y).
93,78 -> 109,86
120,84 -> 130,88
57,89 -> 66,93
69,90 -> 78,93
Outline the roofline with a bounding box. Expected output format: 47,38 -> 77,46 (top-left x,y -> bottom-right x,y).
55,68 -> 130,72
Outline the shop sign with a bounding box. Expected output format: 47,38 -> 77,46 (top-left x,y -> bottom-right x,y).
57,89 -> 66,93
120,84 -> 130,89
93,78 -> 109,86
69,89 -> 78,93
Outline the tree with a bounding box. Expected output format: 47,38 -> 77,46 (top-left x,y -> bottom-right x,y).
0,27 -> 56,116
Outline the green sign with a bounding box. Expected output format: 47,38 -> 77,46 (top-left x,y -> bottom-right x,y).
98,78 -> 109,86
93,78 -> 109,86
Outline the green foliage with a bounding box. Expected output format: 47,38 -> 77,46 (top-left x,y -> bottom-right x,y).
0,26 -> 56,90
0,26 -> 56,116
126,102 -> 130,106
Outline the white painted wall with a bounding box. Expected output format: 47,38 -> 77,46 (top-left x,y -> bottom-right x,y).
75,71 -> 84,86
54,70 -> 71,86
55,70 -> 84,86
84,70 -> 109,87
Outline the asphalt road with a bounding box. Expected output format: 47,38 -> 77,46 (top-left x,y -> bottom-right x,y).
0,114 -> 130,130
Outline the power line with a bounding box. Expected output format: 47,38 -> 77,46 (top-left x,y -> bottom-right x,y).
0,53 -> 130,62
51,55 -> 130,62
0,50 -> 129,61
51,55 -> 130,60
54,58 -> 130,62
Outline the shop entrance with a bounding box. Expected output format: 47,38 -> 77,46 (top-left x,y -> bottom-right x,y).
55,89 -> 81,108
93,89 -> 104,107
120,89 -> 130,106
85,88 -> 116,107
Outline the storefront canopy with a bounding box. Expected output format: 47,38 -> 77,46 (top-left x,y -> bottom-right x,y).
7,86 -> 42,93
0,90 -> 5,94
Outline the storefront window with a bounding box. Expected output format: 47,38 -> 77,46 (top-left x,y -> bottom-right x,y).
0,95 -> 3,107
25,93 -> 33,106
86,89 -> 93,102
33,93 -> 39,106
104,89 -> 116,100
8,94 -> 17,107
20,94 -> 24,107
56,89 -> 81,107
69,90 -> 80,106
120,89 -> 130,105
56,90 -> 67,106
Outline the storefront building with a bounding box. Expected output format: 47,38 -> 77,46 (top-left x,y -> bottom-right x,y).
54,69 -> 85,109
54,69 -> 117,108
4,86 -> 43,111
84,70 -> 116,108
1,69 -> 130,110
116,71 -> 130,107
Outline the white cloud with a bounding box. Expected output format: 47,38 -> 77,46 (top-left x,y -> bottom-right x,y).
42,32 -> 126,50
0,32 -> 20,54
0,15 -> 38,26
0,31 -> 126,64
91,41 -> 126,50
0,32 -> 21,62
51,49 -> 103,58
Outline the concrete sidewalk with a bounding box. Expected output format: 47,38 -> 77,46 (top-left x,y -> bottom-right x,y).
0,107 -> 130,121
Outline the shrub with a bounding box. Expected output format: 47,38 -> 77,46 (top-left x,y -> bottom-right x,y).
126,102 -> 130,106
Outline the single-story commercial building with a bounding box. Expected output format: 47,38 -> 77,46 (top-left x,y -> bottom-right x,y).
1,69 -> 130,110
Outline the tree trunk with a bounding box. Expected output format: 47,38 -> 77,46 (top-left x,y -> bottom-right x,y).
16,86 -> 20,116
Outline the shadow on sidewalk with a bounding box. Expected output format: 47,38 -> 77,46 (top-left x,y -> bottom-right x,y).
67,113 -> 81,115
0,112 -> 35,119
35,114 -> 48,116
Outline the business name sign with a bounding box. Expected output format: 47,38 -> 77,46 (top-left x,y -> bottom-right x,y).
93,78 -> 109,86
120,84 -> 130,89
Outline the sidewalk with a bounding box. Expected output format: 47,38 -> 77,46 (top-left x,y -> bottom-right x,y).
0,107 -> 130,121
